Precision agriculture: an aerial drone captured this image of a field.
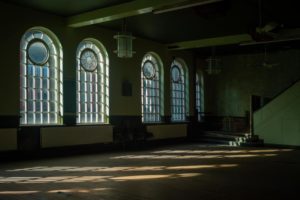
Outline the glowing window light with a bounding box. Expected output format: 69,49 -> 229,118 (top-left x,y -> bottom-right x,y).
76,39 -> 109,124
141,53 -> 162,123
20,28 -> 63,125
196,73 -> 204,121
171,59 -> 187,122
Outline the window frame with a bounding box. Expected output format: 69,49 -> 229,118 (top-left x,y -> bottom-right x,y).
141,52 -> 163,123
76,38 -> 109,124
196,72 -> 204,121
171,59 -> 189,122
20,27 -> 63,125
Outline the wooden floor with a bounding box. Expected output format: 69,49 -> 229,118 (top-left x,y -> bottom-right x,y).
0,143 -> 299,200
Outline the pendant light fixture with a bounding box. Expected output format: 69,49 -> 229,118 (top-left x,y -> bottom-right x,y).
114,18 -> 135,58
205,46 -> 221,75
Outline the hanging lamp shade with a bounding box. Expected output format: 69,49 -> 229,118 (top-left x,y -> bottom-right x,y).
205,46 -> 221,75
206,56 -> 221,75
114,32 -> 135,58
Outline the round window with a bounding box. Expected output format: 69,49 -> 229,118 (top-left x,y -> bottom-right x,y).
80,49 -> 98,71
171,65 -> 181,82
28,41 -> 49,65
143,60 -> 156,79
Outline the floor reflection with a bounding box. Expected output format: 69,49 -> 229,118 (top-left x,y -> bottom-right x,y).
0,144 -> 296,200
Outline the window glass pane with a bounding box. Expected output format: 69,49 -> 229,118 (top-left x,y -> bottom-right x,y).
35,78 -> 41,89
43,101 -> 49,111
50,91 -> 56,101
27,112 -> 34,124
43,67 -> 49,77
27,89 -> 34,100
43,78 -> 49,89
36,113 -> 41,123
50,102 -> 56,112
43,113 -> 49,122
80,92 -> 85,102
27,64 -> 34,76
37,66 -> 43,77
50,67 -> 56,78
28,41 -> 49,65
80,114 -> 85,122
20,101 -> 26,112
50,113 -> 56,123
28,101 -> 34,111
42,90 -> 49,100
80,82 -> 85,93
20,113 -> 26,124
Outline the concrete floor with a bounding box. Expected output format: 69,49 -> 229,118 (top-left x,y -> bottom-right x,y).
0,143 -> 299,200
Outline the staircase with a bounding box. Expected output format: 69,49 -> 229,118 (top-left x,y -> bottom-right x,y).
200,131 -> 264,147
254,80 -> 300,146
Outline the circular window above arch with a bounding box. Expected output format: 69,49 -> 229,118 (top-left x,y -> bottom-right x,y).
28,40 -> 49,65
171,65 -> 181,82
143,60 -> 156,79
80,49 -> 98,72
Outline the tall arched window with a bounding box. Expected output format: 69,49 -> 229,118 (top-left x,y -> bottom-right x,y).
196,72 -> 204,121
20,27 -> 63,125
76,39 -> 109,124
171,59 -> 189,122
141,53 -> 163,123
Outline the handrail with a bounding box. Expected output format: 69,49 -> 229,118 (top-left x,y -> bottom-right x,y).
254,78 -> 300,113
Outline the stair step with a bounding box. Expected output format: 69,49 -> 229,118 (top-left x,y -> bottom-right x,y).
203,131 -> 244,140
230,140 -> 264,147
200,131 -> 264,147
200,138 -> 231,145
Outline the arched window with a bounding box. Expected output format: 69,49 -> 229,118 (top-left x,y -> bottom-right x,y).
141,53 -> 163,122
20,27 -> 63,125
76,39 -> 109,124
171,59 -> 189,121
196,72 -> 204,121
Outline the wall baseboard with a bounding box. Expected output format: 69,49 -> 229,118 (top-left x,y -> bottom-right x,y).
41,125 -> 113,148
147,124 -> 187,140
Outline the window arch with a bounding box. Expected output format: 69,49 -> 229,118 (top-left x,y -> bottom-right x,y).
20,27 -> 63,125
141,52 -> 164,123
196,72 -> 204,121
76,38 -> 109,124
171,59 -> 189,121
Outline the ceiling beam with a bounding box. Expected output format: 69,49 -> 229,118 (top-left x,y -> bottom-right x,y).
167,34 -> 253,50
67,0 -> 214,28
153,0 -> 223,14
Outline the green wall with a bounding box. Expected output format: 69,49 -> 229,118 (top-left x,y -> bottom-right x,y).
203,49 -> 300,117
254,81 -> 300,146
0,1 -> 195,119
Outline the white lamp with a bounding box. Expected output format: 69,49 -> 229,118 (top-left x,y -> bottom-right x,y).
114,19 -> 135,58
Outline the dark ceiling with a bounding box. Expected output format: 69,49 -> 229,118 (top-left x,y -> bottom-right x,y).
2,0 -> 300,54
1,0 -> 132,16
101,1 -> 253,43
